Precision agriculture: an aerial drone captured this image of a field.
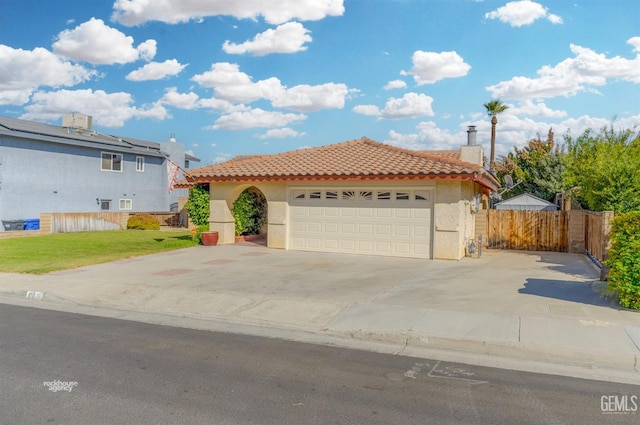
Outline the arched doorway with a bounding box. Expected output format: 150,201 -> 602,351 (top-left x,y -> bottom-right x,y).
232,187 -> 268,242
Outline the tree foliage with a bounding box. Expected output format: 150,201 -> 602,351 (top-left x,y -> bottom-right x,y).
564,126 -> 640,213
232,190 -> 266,236
605,211 -> 640,310
484,99 -> 509,172
494,129 -> 565,202
184,184 -> 210,227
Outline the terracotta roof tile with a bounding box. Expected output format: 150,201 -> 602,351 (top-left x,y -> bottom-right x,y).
187,137 -> 499,190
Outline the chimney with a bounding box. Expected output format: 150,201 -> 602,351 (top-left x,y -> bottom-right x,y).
466,125 -> 477,145
460,126 -> 483,166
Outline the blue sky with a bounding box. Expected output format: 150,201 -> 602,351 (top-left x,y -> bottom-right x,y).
1,0 -> 638,165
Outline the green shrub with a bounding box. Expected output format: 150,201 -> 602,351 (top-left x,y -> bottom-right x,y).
184,184 -> 210,227
127,213 -> 160,230
232,190 -> 266,236
605,211 -> 640,310
190,224 -> 209,244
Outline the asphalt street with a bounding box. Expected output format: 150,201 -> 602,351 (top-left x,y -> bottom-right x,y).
1,303 -> 638,425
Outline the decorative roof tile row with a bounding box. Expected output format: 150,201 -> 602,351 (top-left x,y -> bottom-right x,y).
186,137 -> 499,190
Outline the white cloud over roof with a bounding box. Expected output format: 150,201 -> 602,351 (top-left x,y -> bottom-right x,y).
223,22 -> 312,56
401,50 -> 471,85
256,128 -> 306,139
52,18 -> 156,65
487,39 -> 640,100
485,1 -> 563,27
192,62 -> 349,112
0,44 -> 96,105
112,0 -> 345,26
211,108 -> 307,130
354,93 -> 435,120
21,89 -> 168,127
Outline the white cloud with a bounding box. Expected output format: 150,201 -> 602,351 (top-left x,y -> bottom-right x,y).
352,104 -> 380,116
380,92 -> 434,119
256,128 -> 306,139
211,152 -> 233,164
223,22 -> 312,56
272,83 -> 349,112
386,121 -> 463,151
136,39 -> 158,61
193,62 -> 349,111
509,100 -> 566,118
159,87 -> 200,109
384,79 -> 407,90
629,36 -> 640,53
487,40 -> 640,100
0,44 -> 96,105
485,1 -> 562,27
353,93 -> 435,120
20,89 -> 169,127
112,0 -> 345,26
385,113 -> 640,159
126,59 -> 187,81
401,50 -> 471,85
52,18 -> 156,65
210,108 -> 307,130
198,97 -> 248,113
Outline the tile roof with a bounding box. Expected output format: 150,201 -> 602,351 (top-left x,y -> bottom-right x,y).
186,137 -> 500,191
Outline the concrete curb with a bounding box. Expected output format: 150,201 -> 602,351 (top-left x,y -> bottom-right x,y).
2,290 -> 639,385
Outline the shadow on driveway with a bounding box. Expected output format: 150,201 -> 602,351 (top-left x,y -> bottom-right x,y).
518,278 -> 613,307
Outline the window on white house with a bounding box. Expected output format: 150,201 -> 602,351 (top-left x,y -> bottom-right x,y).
101,152 -> 123,172
119,199 -> 132,210
136,156 -> 144,172
100,199 -> 111,210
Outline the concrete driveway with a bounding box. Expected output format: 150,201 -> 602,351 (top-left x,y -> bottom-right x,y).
1,243 -> 639,379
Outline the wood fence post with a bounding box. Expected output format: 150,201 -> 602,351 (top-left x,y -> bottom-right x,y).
566,210 -> 585,253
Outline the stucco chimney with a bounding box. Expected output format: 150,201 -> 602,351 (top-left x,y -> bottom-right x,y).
460,126 -> 483,166
467,125 -> 477,145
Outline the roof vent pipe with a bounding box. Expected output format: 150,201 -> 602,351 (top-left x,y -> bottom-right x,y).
467,125 -> 477,146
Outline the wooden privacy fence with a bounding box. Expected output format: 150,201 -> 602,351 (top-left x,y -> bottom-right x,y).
485,210 -> 568,252
47,212 -> 127,233
40,211 -> 183,233
584,211 -> 614,264
476,209 -> 613,258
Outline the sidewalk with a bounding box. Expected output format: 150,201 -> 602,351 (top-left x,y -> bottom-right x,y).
1,245 -> 639,383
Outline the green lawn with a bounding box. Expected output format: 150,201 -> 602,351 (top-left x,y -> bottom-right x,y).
0,230 -> 198,274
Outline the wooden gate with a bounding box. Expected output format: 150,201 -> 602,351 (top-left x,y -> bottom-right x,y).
486,210 -> 568,252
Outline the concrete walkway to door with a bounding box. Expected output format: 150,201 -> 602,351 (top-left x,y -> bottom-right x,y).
1,244 -> 639,383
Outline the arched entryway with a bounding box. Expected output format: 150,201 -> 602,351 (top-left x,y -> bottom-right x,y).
231,186 -> 268,243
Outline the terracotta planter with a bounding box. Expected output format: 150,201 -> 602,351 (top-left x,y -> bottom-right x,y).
201,231 -> 219,246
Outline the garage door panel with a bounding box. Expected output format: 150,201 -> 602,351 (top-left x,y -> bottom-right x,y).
376,224 -> 391,235
324,208 -> 339,217
341,223 -> 356,234
324,222 -> 339,233
414,225 -> 429,237
395,225 -> 411,237
290,187 -> 432,259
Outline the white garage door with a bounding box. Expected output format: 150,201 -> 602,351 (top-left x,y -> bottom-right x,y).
289,187 -> 433,259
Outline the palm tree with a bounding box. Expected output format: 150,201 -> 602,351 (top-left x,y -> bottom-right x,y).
483,99 -> 509,173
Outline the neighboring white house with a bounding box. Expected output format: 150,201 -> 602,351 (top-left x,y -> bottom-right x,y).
494,193 -> 559,211
0,114 -> 198,230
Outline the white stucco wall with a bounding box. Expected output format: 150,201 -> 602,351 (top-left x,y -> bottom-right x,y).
209,179 -> 480,260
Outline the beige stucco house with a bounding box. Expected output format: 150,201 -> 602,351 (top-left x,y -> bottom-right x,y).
184,130 -> 499,260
